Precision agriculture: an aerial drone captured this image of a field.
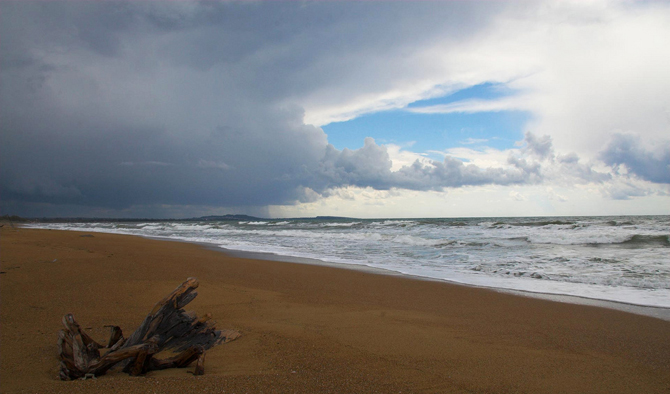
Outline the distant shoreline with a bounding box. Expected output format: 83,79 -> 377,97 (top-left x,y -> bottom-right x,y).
7,213 -> 669,223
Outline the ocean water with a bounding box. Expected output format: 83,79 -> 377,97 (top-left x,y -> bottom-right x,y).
28,216 -> 670,308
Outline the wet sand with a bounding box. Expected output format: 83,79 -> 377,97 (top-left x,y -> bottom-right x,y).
1,227 -> 669,393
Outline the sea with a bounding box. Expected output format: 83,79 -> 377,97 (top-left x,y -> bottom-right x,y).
28,215 -> 670,313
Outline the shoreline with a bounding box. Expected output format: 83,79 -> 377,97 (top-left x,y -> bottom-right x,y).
215,243 -> 670,322
22,224 -> 670,321
2,227 -> 669,393
82,227 -> 670,323
25,223 -> 670,321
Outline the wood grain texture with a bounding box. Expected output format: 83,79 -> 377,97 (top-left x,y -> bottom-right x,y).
57,279 -> 240,380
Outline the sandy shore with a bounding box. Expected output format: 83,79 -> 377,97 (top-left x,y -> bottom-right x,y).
1,228 -> 669,393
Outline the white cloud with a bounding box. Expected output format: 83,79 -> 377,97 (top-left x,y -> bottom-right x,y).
431,147 -> 511,169
272,182 -> 669,219
509,191 -> 528,202
385,144 -> 431,171
546,187 -> 567,203
460,138 -> 490,145
406,95 -> 531,115
485,0 -> 670,158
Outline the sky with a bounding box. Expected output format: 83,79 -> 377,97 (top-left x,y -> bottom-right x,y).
1,0 -> 669,219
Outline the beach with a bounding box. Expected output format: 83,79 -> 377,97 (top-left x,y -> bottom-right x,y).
1,227 -> 669,393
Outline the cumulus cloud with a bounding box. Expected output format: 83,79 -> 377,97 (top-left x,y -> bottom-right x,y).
600,134 -> 670,184
523,133 -> 554,160
306,136 -> 532,193
306,132 -> 613,196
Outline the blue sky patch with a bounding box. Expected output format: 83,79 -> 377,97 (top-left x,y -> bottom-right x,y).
322,83 -> 531,155
407,82 -> 515,108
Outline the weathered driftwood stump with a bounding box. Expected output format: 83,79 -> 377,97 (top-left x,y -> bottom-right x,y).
57,278 -> 240,380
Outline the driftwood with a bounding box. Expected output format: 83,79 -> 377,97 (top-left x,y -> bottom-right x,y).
57,278 -> 240,380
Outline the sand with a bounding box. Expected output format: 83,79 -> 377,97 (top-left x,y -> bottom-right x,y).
1,227 -> 669,393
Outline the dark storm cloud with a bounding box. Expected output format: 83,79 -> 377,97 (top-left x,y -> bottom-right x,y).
1,103 -> 327,208
0,1 -> 514,217
600,134 -> 670,184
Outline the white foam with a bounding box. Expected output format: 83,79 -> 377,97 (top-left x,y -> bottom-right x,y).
322,222 -> 362,227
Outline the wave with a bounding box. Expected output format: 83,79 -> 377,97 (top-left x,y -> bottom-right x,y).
389,236 -> 488,248
436,240 -> 488,248
391,235 -> 441,246
583,234 -> 670,248
370,220 -> 419,227
602,220 -> 636,226
619,234 -> 670,247
445,221 -> 468,227
499,220 -> 577,227
520,233 -> 670,247
322,222 -> 362,227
